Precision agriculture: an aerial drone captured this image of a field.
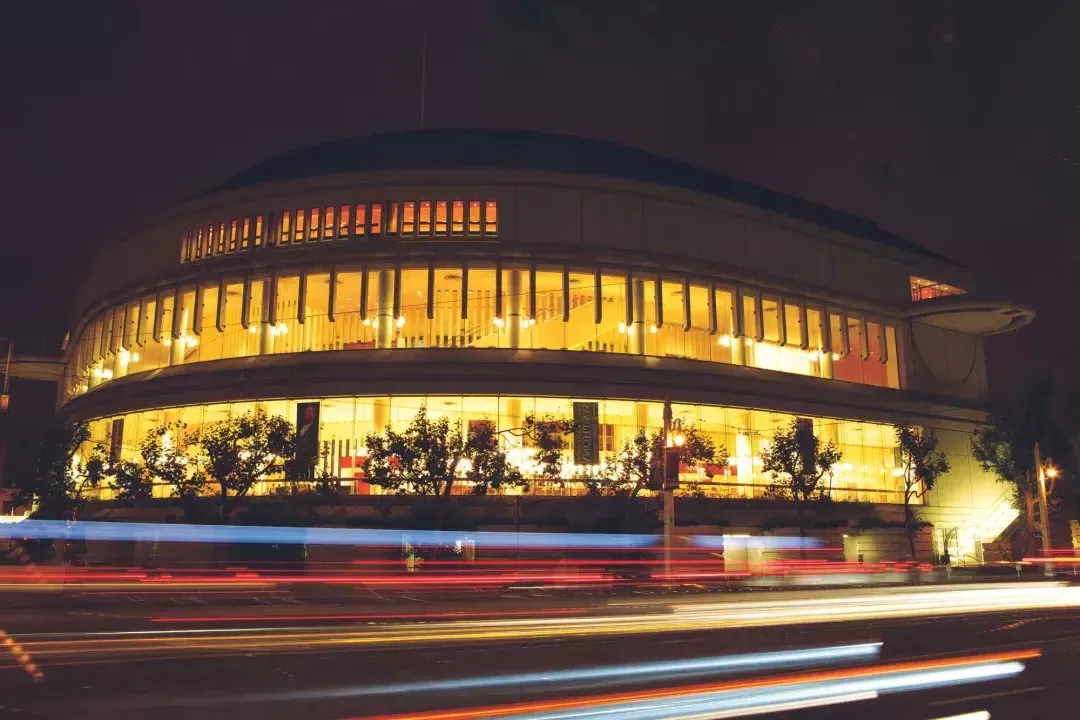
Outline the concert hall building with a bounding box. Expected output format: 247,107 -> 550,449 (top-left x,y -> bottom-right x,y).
59,129 -> 1032,559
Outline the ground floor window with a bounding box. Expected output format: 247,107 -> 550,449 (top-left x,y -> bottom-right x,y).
82,394 -> 909,504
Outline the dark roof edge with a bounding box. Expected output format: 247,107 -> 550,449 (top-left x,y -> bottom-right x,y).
202,128 -> 962,267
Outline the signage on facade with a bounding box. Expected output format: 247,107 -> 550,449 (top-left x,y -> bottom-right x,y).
109,418 -> 125,464
572,402 -> 600,465
296,401 -> 321,479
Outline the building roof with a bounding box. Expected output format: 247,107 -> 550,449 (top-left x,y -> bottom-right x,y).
208,128 -> 954,264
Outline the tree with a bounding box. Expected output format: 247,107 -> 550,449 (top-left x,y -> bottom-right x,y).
364,405 -> 527,499
583,423 -> 728,498
193,410 -> 295,518
85,447 -> 153,504
895,424 -> 950,559
513,413 -> 574,478
761,419 -> 842,537
971,376 -> 1076,554
140,421 -> 202,499
17,420 -> 93,519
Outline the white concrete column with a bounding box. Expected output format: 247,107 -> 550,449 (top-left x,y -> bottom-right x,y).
507,269 -> 523,349
376,269 -> 394,348
630,278 -> 647,355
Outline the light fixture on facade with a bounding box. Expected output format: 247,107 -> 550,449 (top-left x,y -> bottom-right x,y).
248,325 -> 258,334
493,317 -> 504,328
396,316 -> 406,328
649,324 -> 658,334
617,322 -> 626,334
718,334 -> 732,347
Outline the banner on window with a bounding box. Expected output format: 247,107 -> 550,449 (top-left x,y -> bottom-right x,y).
572,402 -> 600,465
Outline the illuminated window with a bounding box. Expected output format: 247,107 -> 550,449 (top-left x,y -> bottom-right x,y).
194,228 -> 204,259
338,204 -> 350,238
485,201 -> 497,234
387,203 -> 400,234
241,217 -> 251,249
435,201 -> 448,234
370,204 -> 382,235
401,201 -> 415,235
217,222 -> 227,253
254,215 -> 264,247
468,201 -> 481,233
279,211 -> 292,246
355,204 -> 367,236
205,224 -> 216,256
323,206 -> 334,240
228,219 -> 238,252
910,276 -> 965,302
418,201 -> 431,235
293,209 -> 305,243
452,201 -> 464,234
180,230 -> 190,262
308,208 -> 320,241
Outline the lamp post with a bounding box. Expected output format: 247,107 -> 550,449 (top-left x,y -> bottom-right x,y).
1033,442 -> 1055,577
0,338 -> 11,496
661,400 -> 684,587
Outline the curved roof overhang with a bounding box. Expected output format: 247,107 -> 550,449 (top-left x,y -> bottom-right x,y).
903,296 -> 1034,336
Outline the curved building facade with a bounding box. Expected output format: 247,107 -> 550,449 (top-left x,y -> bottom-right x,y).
59,130 -> 1032,557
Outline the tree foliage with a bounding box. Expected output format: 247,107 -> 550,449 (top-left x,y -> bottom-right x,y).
895,424 -> 950,558
17,420 -> 92,519
85,447 -> 152,504
971,376 -> 1076,544
140,421 -> 202,499
583,423 -> 728,498
364,405 -> 526,497
193,409 -> 295,516
761,420 -> 842,537
514,413 -> 574,478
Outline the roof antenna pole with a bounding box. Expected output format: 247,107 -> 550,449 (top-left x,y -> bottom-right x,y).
419,24 -> 427,129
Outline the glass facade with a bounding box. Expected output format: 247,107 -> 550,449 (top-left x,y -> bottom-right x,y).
82,394 -> 908,505
910,275 -> 965,302
180,199 -> 499,264
63,264 -> 903,400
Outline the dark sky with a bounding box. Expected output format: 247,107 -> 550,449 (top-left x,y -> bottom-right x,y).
1,1 -> 1076,399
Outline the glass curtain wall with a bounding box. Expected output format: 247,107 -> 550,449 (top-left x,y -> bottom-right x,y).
64,264 -> 904,400
82,394 -> 905,504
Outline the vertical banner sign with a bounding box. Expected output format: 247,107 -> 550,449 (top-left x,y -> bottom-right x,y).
573,402 -> 600,465
295,401 -> 321,479
109,418 -> 125,464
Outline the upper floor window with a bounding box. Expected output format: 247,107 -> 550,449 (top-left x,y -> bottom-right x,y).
180,199 -> 500,262
910,276 -> 965,302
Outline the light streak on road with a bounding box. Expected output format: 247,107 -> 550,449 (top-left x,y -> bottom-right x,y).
122,643 -> 883,709
359,651 -> 1035,720
668,582 -> 1080,627
10,584 -> 1068,665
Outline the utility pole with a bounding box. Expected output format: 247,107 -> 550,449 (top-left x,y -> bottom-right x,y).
1034,442 -> 1054,577
0,339 -> 11,496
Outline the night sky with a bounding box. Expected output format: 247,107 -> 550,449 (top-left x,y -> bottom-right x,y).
1,1 -> 1076,399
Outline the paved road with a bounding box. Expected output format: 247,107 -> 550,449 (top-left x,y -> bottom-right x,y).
1,584 -> 1076,718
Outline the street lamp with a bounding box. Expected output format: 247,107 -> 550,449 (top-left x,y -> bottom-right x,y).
1033,441 -> 1055,577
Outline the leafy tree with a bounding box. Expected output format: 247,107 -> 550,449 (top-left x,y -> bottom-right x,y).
364,405 -> 526,499
971,376 -> 1076,553
895,424 -> 950,559
193,409 -> 294,518
584,423 -> 727,498
761,420 -> 842,537
17,420 -> 93,519
140,421 -> 203,499
513,413 -> 574,478
85,446 -> 152,504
